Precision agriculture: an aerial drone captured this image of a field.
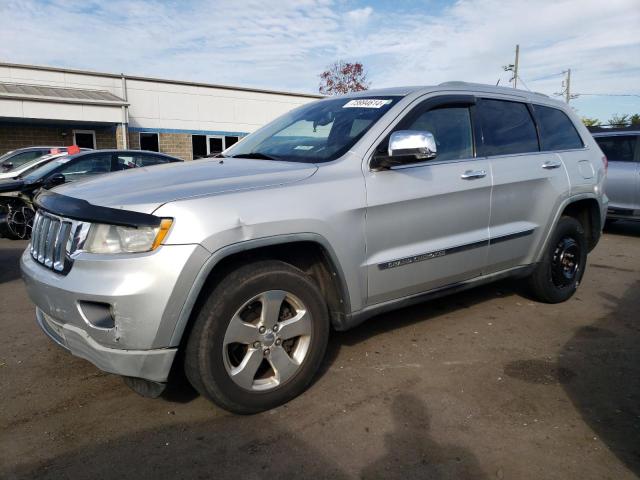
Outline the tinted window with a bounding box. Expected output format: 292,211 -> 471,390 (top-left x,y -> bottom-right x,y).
533,105 -> 583,150
57,154 -> 113,180
3,150 -> 46,169
595,135 -> 637,162
405,106 -> 474,161
135,154 -> 171,167
478,99 -> 538,156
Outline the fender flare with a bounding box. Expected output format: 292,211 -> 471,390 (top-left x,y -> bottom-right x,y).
168,232 -> 351,346
534,192 -> 603,263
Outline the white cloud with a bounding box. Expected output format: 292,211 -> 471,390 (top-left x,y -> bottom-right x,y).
0,0 -> 638,119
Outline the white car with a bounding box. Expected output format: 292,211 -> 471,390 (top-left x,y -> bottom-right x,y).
0,152 -> 67,180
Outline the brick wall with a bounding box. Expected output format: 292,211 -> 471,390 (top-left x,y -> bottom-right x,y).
0,123 -> 117,154
158,133 -> 192,160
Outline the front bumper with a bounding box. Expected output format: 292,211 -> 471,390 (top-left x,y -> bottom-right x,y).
21,242 -> 210,382
37,308 -> 176,382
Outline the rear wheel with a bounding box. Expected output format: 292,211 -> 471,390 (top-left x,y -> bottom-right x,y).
184,260 -> 329,414
527,216 -> 587,303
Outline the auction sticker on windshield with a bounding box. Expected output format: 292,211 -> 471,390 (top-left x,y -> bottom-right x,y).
343,99 -> 392,108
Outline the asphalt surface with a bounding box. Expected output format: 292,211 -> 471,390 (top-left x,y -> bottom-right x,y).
1,222 -> 639,480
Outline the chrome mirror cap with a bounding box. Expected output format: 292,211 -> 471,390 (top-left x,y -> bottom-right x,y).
388,130 -> 437,160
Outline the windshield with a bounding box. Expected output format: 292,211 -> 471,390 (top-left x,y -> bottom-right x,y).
16,154 -> 61,178
21,155 -> 71,182
223,96 -> 401,163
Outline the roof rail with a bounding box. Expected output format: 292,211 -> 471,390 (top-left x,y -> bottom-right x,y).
438,81 -> 549,98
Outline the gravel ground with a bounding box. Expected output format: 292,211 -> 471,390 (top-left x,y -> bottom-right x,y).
1,222 -> 638,480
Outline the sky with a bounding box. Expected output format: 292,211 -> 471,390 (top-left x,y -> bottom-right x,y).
1,0 -> 639,122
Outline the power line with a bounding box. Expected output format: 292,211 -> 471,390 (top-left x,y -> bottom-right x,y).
572,93 -> 640,98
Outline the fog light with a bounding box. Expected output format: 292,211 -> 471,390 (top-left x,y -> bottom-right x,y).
78,301 -> 114,329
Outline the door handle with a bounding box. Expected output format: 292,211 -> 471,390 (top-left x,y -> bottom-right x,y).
542,161 -> 562,169
461,169 -> 487,180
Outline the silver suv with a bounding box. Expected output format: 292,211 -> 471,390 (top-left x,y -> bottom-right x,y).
21,83 -> 607,413
592,129 -> 639,221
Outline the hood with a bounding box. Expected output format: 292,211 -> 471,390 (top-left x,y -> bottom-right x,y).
0,179 -> 25,194
53,158 -> 318,214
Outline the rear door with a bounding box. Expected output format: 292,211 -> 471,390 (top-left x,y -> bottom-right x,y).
595,134 -> 639,212
479,99 -> 571,273
364,95 -> 492,305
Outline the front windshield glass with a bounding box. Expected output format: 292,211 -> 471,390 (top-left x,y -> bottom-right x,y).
21,155 -> 71,182
223,96 -> 401,163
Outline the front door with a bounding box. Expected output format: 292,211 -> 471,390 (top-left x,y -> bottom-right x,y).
364,96 -> 491,305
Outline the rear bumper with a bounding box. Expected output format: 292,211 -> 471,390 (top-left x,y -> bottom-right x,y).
37,307 -> 177,382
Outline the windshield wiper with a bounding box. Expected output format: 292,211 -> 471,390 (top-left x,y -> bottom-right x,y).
228,152 -> 280,161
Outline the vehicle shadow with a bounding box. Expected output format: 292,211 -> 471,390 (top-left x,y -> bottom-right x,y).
6,391 -> 485,480
557,280 -> 640,475
0,243 -> 27,284
603,220 -> 640,237
327,279 -> 518,351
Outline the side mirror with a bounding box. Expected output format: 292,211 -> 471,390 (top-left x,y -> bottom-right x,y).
44,173 -> 66,189
1,162 -> 13,172
371,130 -> 437,170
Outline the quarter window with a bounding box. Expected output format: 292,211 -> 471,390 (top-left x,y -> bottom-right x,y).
533,105 -> 583,151
595,135 -> 637,162
404,106 -> 474,161
478,99 -> 539,156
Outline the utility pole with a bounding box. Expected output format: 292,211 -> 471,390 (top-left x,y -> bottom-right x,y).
564,68 -> 571,103
502,44 -> 520,88
513,45 -> 519,89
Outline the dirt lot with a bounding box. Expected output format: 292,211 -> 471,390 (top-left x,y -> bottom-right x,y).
1,223 -> 638,480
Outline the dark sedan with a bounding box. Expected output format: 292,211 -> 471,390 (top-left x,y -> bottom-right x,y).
0,149 -> 182,239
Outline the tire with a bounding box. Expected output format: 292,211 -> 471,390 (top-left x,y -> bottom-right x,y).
527,216 -> 587,303
184,260 -> 330,414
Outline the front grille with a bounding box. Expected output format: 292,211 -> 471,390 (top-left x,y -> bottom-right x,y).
30,211 -> 75,273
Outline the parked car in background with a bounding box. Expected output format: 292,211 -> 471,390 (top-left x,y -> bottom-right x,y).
21,84 -> 606,414
0,149 -> 182,239
0,148 -> 92,181
0,146 -> 87,173
591,127 -> 639,221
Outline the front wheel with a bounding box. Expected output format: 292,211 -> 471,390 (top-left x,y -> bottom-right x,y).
184,260 -> 329,414
527,216 -> 587,303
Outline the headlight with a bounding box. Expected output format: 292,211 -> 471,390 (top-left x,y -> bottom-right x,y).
83,219 -> 173,254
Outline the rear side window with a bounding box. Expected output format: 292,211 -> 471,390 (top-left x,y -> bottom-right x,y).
533,105 -> 583,151
595,135 -> 637,162
478,99 -> 539,156
135,154 -> 172,167
405,106 -> 474,161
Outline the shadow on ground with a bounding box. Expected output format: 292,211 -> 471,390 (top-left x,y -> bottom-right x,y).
0,243 -> 25,284
603,220 -> 640,238
504,279 -> 640,475
559,280 -> 640,475
8,393 -> 486,480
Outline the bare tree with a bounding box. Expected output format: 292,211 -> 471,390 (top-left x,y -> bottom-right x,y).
319,60 -> 370,95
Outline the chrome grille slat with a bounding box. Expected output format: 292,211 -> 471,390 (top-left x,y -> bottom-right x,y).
30,211 -> 78,274
37,216 -> 50,262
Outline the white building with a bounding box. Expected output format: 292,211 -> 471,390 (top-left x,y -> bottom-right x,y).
0,62 -> 321,159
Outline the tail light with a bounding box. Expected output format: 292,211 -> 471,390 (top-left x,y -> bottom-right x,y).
602,155 -> 608,173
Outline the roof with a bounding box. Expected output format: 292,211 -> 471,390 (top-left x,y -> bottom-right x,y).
332,82 -> 555,104
0,81 -> 127,106
0,61 -> 323,100
589,126 -> 640,135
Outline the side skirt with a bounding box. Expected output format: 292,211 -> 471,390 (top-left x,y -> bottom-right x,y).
336,264 -> 534,331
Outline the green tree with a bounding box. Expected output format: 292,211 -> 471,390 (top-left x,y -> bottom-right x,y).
608,113 -> 630,127
630,113 -> 640,126
581,117 -> 601,127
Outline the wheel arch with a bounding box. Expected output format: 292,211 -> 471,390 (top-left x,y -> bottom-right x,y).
536,194 -> 603,262
169,234 -> 351,348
